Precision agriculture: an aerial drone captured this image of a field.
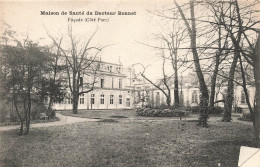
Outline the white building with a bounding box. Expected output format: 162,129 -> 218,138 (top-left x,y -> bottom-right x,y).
53,59 -> 135,110
53,58 -> 255,111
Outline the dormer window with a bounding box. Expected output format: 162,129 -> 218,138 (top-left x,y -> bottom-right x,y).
108,66 -> 112,72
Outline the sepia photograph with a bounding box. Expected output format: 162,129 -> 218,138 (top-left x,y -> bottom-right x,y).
0,0 -> 260,166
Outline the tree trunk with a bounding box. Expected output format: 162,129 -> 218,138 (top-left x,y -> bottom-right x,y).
190,0 -> 209,127
24,87 -> 31,135
167,94 -> 171,108
174,53 -> 179,107
209,19 -> 222,110
72,93 -> 79,114
209,56 -> 219,110
254,33 -> 260,147
222,52 -> 239,122
13,97 -> 23,135
175,0 -> 209,127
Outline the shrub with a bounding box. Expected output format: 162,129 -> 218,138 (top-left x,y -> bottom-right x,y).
136,107 -> 190,117
234,107 -> 242,113
31,102 -> 56,119
238,113 -> 252,122
185,106 -> 200,114
209,106 -> 224,115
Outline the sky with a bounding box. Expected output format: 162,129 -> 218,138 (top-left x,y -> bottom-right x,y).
0,0 -> 179,80
1,0 -> 259,80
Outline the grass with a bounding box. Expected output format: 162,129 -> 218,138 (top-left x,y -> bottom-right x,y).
57,109 -> 135,120
0,117 -> 60,127
0,109 -> 255,167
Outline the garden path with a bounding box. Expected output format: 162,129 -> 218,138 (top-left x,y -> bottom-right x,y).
0,113 -> 99,131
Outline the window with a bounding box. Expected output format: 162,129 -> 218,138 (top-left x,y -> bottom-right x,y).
108,66 -> 112,72
91,94 -> 95,104
80,94 -> 84,104
119,95 -> 122,104
119,79 -> 122,89
241,91 -> 246,104
110,95 -> 114,104
126,98 -> 130,107
80,98 -> 84,104
117,67 -> 121,73
100,79 -> 104,88
112,78 -> 114,88
100,94 -> 104,104
79,77 -> 83,86
192,91 -> 198,104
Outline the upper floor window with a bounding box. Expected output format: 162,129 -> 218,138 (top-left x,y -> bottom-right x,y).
112,78 -> 114,88
108,66 -> 112,72
119,79 -> 122,89
192,90 -> 198,104
117,67 -> 121,73
79,77 -> 83,86
100,79 -> 104,88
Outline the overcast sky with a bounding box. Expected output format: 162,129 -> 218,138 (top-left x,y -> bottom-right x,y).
1,0 -> 178,79
1,0 -> 258,80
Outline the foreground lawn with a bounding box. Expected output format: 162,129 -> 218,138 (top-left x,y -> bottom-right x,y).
0,112 -> 254,167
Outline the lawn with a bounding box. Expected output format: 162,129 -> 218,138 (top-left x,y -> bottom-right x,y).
56,109 -> 197,120
0,109 -> 255,167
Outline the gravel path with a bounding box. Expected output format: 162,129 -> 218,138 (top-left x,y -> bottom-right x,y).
0,113 -> 99,131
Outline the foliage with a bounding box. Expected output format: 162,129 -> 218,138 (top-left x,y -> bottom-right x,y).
238,112 -> 252,122
209,106 -> 224,115
0,101 -> 56,123
186,106 -> 201,114
136,107 -> 190,117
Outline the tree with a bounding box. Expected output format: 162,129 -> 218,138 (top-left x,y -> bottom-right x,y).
46,25 -> 105,114
45,39 -> 67,116
155,22 -> 188,107
174,0 -> 209,127
1,41 -> 52,135
254,32 -> 260,147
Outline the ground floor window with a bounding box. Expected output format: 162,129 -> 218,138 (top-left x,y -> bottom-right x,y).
126,98 -> 130,107
191,90 -> 198,104
91,94 -> 95,104
80,97 -> 84,104
79,94 -> 84,104
119,95 -> 122,104
100,94 -> 104,104
110,95 -> 114,104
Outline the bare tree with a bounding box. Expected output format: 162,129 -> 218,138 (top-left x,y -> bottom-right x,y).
46,25 -> 106,114
174,0 -> 209,127
254,32 -> 260,147
155,22 -> 188,107
134,52 -> 172,107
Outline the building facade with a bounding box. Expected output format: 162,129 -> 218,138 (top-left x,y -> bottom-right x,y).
53,60 -> 135,110
53,59 -> 255,111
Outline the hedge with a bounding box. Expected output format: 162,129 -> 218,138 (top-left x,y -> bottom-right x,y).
136,107 -> 190,117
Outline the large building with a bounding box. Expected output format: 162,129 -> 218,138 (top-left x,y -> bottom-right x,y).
132,73 -> 255,110
53,58 -> 255,111
53,59 -> 135,110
